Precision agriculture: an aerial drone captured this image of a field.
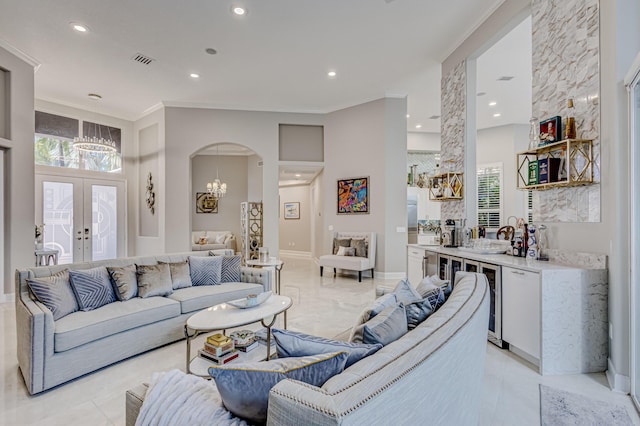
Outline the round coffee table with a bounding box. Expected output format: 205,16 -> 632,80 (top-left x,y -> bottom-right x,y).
184,294 -> 292,376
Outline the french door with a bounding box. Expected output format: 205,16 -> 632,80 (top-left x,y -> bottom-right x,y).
627,53 -> 640,410
35,175 -> 126,264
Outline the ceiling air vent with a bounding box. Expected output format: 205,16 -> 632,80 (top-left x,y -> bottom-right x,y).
257,161 -> 263,167
132,53 -> 155,65
497,76 -> 514,81
429,115 -> 441,120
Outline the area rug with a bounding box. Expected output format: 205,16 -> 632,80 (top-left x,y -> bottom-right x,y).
540,384 -> 634,426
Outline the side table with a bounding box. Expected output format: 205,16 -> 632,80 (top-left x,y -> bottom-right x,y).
35,249 -> 59,266
246,259 -> 284,294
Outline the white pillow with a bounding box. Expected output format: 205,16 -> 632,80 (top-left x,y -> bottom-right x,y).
223,233 -> 233,243
337,246 -> 348,256
214,233 -> 226,244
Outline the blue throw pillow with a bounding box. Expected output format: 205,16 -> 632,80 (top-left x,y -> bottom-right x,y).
209,351 -> 348,424
220,255 -> 241,283
272,328 -> 382,368
405,298 -> 435,330
69,267 -> 117,311
27,269 -> 78,320
189,255 -> 222,286
351,303 -> 408,346
416,277 -> 447,309
393,278 -> 422,305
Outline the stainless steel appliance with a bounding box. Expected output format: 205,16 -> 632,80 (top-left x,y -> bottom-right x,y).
480,262 -> 504,348
407,248 -> 437,285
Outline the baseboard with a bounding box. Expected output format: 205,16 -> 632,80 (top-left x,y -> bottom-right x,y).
374,271 -> 406,280
0,293 -> 15,304
607,358 -> 631,393
279,250 -> 311,258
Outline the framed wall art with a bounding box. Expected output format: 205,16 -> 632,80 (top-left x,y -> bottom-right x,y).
283,202 -> 300,220
337,176 -> 369,214
196,192 -> 218,214
539,116 -> 562,145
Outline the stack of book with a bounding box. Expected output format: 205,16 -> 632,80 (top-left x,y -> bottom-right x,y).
199,333 -> 238,365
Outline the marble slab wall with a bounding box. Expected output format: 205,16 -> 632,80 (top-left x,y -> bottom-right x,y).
440,60 -> 466,220
531,0 -> 601,222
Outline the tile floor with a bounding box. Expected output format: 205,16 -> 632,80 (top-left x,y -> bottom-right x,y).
1,255 -> 638,425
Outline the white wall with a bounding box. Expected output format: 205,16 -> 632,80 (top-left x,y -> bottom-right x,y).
407,132 -> 440,151
324,97 -> 407,276
310,171 -> 324,259
133,108 -> 164,255
247,154 -> 263,202
279,185 -> 311,252
477,124 -> 529,224
0,45 -> 34,296
191,154 -> 248,240
160,107 -> 324,255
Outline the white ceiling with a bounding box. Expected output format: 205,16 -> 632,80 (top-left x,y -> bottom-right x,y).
0,0 -> 512,135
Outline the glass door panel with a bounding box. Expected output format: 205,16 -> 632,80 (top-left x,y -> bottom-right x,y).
88,184 -> 118,261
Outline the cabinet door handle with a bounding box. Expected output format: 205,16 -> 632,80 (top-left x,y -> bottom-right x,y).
511,270 -> 525,275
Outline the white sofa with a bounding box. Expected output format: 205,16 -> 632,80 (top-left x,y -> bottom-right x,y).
125,272 -> 490,425
191,230 -> 237,252
319,232 -> 376,282
15,251 -> 271,395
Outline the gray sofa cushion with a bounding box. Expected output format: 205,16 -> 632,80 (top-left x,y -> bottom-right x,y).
69,267 -> 117,311
189,256 -> 222,286
107,264 -> 138,301
168,282 -> 264,314
54,297 -> 181,352
136,264 -> 173,298
159,260 -> 192,290
27,269 -> 78,320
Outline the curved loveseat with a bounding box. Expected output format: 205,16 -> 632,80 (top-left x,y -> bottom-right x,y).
15,251 -> 271,395
126,272 -> 489,425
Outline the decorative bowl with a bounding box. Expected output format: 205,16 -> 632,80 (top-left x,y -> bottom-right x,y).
227,291 -> 273,309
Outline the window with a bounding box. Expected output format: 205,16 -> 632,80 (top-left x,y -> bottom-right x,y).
477,163 -> 502,230
34,111 -> 122,173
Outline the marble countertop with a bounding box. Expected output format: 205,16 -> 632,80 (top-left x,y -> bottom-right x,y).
407,244 -> 604,272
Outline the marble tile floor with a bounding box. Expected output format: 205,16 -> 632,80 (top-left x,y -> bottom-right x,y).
0,255 -> 638,425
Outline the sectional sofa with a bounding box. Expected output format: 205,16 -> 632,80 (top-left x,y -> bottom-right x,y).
126,272 -> 490,425
15,251 -> 271,395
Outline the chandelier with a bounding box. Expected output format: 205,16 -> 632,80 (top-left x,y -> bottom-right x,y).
207,145 -> 227,198
73,121 -> 117,153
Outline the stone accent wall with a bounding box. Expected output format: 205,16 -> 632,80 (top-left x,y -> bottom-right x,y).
531,0 -> 600,222
440,60 -> 466,220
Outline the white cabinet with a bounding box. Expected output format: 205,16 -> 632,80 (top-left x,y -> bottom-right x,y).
407,247 -> 425,286
502,266 -> 540,361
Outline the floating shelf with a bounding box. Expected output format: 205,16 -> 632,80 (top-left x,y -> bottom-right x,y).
428,172 -> 463,201
516,139 -> 594,190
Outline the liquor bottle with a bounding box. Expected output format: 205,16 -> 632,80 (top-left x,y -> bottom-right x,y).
565,99 -> 576,139
558,146 -> 568,181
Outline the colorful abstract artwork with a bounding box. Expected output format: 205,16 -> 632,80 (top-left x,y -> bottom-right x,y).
337,177 -> 369,214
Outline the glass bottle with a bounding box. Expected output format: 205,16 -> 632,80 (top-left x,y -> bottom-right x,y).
565,99 -> 576,139
536,224 -> 549,261
528,117 -> 539,150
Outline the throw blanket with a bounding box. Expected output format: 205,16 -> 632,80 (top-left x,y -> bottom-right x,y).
136,369 -> 247,426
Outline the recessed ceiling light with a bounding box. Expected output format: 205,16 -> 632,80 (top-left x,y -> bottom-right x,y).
232,6 -> 247,16
295,174 -> 301,178
415,124 -> 422,129
493,113 -> 502,117
406,114 -> 410,118
71,23 -> 89,33
327,71 -> 337,78
205,48 -> 218,55
87,93 -> 102,100
190,73 -> 200,79
488,101 -> 497,106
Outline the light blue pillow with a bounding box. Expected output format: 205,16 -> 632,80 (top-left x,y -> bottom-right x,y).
393,278 -> 422,305
189,255 -> 222,286
27,269 -> 78,320
418,275 -> 451,299
416,277 -> 447,309
351,303 -> 408,345
209,351 -> 348,424
69,267 -> 116,311
405,298 -> 434,330
220,255 -> 241,283
273,328 -> 382,368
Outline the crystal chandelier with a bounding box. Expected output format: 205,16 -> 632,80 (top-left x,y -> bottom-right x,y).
73,121 -> 117,153
207,145 -> 227,198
